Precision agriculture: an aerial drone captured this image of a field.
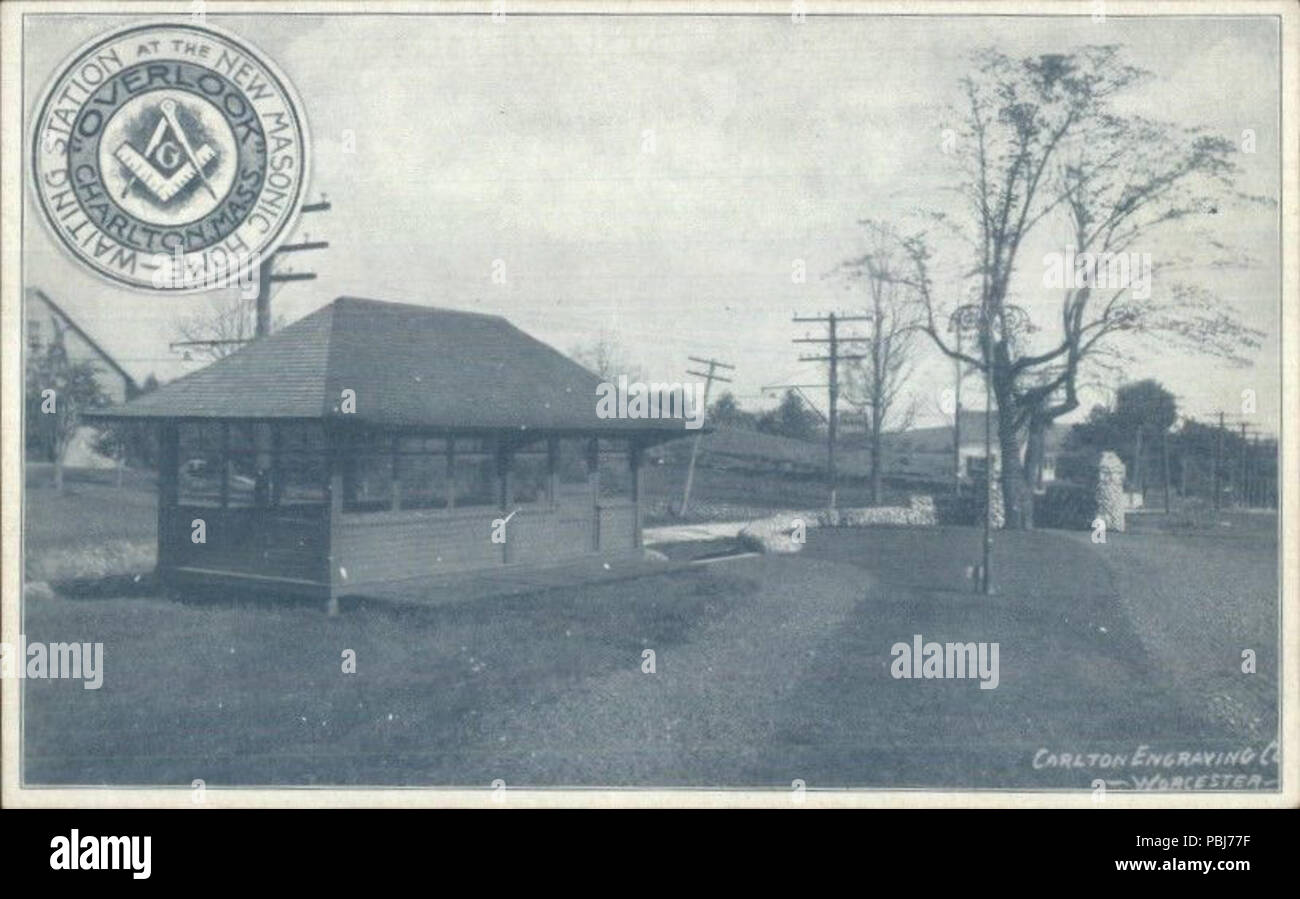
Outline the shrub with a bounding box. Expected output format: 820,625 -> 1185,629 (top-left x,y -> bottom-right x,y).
1035,483 -> 1097,530
934,493 -> 980,526
737,496 -> 938,554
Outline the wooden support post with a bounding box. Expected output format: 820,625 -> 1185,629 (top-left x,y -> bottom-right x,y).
326,443 -> 345,616
587,437 -> 600,551
498,439 -> 514,509
219,421 -> 230,509
1161,429 -> 1171,514
446,438 -> 456,510
497,438 -> 513,564
390,434 -> 401,511
631,439 -> 644,548
270,424 -> 283,507
157,422 -> 179,583
547,436 -> 559,506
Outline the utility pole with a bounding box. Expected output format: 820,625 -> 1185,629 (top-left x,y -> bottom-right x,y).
1251,434 -> 1260,508
256,198 -> 332,337
1213,411 -> 1224,511
952,329 -> 964,495
1238,422 -> 1248,510
172,198 -> 332,358
793,312 -> 870,508
1134,426 -> 1144,501
678,356 -> 734,517
1161,428 -> 1171,514
948,302 -> 1027,595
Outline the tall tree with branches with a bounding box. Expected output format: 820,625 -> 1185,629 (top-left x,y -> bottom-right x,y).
902,46 -> 1265,528
835,220 -> 924,504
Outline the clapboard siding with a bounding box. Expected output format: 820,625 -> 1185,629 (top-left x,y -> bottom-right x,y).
598,503 -> 637,552
508,507 -> 596,564
161,497 -> 636,596
333,509 -> 503,585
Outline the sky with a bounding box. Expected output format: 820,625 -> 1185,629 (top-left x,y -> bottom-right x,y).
22,11 -> 1282,434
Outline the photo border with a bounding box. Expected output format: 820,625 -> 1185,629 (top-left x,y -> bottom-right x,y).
3,0 -> 1296,810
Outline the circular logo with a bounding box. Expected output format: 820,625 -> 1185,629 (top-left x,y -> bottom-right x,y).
31,22 -> 309,292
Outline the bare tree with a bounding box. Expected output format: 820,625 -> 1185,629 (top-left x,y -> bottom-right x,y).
569,332 -> 645,383
903,46 -> 1265,528
835,220 -> 925,504
173,295 -> 261,362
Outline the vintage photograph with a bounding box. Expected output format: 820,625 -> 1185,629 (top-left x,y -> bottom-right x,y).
3,1 -> 1293,806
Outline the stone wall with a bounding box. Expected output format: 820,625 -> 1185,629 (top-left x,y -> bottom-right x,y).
738,495 -> 938,554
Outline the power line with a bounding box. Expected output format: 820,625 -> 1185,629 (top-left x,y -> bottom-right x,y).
257,199 -> 332,337
171,198 -> 332,357
791,311 -> 872,508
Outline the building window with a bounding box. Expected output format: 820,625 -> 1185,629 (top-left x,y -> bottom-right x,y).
512,440 -> 550,505
553,438 -> 590,501
226,423 -> 274,508
343,452 -> 395,512
177,422 -> 327,509
396,437 -> 449,511
273,424 -> 328,507
452,438 -> 496,508
178,422 -> 224,507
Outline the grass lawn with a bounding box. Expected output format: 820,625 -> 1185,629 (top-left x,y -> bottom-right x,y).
20,518 -> 1278,790
640,457 -> 916,524
788,525 -> 1278,790
24,465 -> 157,558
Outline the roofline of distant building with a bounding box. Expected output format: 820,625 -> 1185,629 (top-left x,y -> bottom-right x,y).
27,287 -> 140,394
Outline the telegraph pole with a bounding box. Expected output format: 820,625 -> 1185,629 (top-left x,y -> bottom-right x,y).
952,329 -> 964,495
256,198 -> 332,337
948,303 -> 1028,596
1161,428 -> 1171,514
1134,425 -> 1144,500
1238,422 -> 1248,510
1213,411 -> 1224,511
1251,434 -> 1260,507
793,312 -> 870,508
678,356 -> 734,516
172,198 -> 332,358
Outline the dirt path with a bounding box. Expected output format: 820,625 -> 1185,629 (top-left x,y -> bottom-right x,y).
462,555 -> 867,787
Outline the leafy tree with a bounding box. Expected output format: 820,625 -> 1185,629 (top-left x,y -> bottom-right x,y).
708,391 -> 757,430
25,320 -> 111,493
1066,379 -> 1177,489
757,389 -> 822,442
903,46 -> 1265,527
94,373 -> 161,473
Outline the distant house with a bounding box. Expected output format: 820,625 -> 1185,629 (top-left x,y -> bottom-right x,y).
882,410 -> 1063,487
26,287 -> 139,404
88,297 -> 690,612
26,287 -> 142,469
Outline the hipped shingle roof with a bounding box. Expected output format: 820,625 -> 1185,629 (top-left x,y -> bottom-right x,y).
90,297 -> 686,434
